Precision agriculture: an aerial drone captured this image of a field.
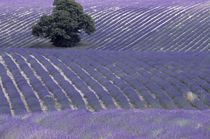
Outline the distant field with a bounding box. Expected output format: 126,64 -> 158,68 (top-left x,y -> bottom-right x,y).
0,0 -> 209,51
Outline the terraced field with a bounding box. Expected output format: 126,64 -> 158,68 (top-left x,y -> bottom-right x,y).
0,49 -> 209,116
0,0 -> 209,51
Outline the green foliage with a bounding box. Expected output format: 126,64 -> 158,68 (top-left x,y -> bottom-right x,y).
32,0 -> 96,47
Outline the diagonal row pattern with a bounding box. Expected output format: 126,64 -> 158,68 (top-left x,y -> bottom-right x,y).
0,0 -> 209,51
0,49 -> 209,115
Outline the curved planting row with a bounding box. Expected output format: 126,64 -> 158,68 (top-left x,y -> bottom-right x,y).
0,48 -> 209,116
82,1 -> 209,51
0,6 -> 52,48
0,0 -> 209,51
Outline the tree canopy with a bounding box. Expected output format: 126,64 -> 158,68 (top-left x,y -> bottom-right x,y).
32,0 -> 96,47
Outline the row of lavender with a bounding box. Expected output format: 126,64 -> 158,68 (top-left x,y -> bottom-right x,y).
82,1 -> 209,51
0,0 -> 209,138
0,48 -> 209,116
0,109 -> 209,138
0,0 -> 209,51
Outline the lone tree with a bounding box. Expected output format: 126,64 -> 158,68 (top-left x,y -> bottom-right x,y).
32,0 -> 96,47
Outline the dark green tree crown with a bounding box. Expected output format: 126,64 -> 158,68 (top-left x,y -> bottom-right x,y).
32,0 -> 96,47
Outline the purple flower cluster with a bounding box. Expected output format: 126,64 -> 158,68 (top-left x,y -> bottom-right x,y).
0,109 -> 209,138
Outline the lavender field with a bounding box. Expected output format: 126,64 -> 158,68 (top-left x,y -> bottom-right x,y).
0,109 -> 209,138
0,0 -> 209,51
0,0 -> 210,138
0,49 -> 209,115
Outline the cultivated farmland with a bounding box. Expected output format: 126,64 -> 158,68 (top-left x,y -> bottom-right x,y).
0,0 -> 209,138
0,109 -> 209,138
0,49 -> 209,116
0,0 -> 209,51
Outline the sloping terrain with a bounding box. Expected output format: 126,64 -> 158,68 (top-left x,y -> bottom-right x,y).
0,49 -> 209,116
0,0 -> 209,138
0,0 -> 209,51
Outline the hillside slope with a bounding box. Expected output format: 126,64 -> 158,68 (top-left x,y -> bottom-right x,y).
0,0 -> 209,51
0,49 -> 209,116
